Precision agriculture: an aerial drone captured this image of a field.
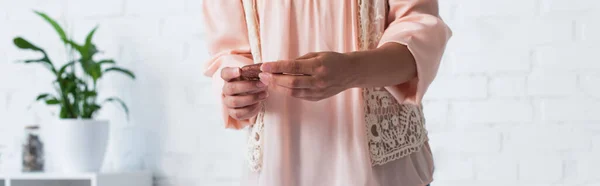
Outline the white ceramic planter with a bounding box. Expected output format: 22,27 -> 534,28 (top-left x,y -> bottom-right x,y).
46,119 -> 109,173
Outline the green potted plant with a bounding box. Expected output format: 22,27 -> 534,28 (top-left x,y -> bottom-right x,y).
13,11 -> 135,172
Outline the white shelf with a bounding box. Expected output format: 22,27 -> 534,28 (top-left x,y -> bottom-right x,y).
0,171 -> 151,186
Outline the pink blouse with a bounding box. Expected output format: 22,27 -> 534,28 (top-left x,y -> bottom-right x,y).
202,1 -> 452,186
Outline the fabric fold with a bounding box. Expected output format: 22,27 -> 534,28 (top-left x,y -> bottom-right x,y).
202,0 -> 255,129
378,0 -> 452,105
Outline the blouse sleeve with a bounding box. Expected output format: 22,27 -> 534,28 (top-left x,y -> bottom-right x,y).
203,0 -> 254,130
378,0 -> 452,105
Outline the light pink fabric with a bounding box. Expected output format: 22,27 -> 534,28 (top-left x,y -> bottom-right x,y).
202,0 -> 451,186
378,0 -> 452,105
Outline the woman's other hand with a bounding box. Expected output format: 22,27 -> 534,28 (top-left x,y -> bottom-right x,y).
258,52 -> 359,101
221,67 -> 269,120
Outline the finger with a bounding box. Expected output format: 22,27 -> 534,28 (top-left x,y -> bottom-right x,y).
229,102 -> 262,120
297,52 -> 319,60
221,67 -> 241,82
224,91 -> 268,108
260,59 -> 318,75
223,80 -> 267,96
269,73 -> 316,89
258,72 -> 271,86
270,84 -> 315,99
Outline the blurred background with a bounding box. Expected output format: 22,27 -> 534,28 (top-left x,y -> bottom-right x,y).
0,0 -> 599,186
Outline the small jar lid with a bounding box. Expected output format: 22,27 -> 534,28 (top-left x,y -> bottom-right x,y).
25,125 -> 40,130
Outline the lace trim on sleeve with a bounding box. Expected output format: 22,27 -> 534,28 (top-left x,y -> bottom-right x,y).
358,0 -> 429,167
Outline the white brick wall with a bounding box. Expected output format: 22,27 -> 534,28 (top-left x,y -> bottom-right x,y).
540,0 -> 600,14
535,44 -> 600,71
489,76 -> 527,98
505,125 -> 591,152
474,154 -> 518,181
527,70 -> 578,97
427,76 -> 488,99
519,155 -> 564,182
1,0 -> 599,186
579,16 -> 600,42
580,74 -> 600,98
541,99 -> 600,121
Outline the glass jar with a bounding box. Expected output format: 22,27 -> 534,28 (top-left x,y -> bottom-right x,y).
22,125 -> 44,172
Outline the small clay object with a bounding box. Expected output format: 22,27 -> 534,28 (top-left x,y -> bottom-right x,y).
238,63 -> 262,81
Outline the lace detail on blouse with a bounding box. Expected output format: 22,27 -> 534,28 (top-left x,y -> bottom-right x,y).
242,0 -> 265,172
363,88 -> 429,165
246,104 -> 265,171
357,0 -> 429,166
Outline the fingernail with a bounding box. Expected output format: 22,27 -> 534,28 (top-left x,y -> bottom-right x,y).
259,73 -> 270,85
260,63 -> 271,72
256,81 -> 266,88
233,67 -> 241,77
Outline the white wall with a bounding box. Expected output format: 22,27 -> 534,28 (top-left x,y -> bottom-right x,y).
0,0 -> 598,186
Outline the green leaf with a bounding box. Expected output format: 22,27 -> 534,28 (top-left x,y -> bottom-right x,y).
59,107 -> 68,118
45,98 -> 60,105
13,37 -> 43,51
83,90 -> 97,98
103,97 -> 129,119
66,40 -> 84,54
36,94 -> 61,107
57,61 -> 75,77
20,58 -> 57,74
88,44 -> 99,58
97,59 -> 115,66
34,11 -> 67,42
84,104 -> 102,118
36,93 -> 51,101
59,106 -> 76,119
60,74 -> 79,96
104,67 -> 135,79
85,26 -> 98,47
22,58 -> 51,65
75,77 -> 88,86
77,29 -> 101,79
79,59 -> 102,82
84,62 -> 102,81
83,26 -> 98,58
13,37 -> 58,74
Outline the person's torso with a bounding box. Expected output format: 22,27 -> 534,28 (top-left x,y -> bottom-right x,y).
241,1 -> 434,185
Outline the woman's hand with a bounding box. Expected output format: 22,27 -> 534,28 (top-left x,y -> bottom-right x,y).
258,52 -> 359,101
221,67 -> 269,120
